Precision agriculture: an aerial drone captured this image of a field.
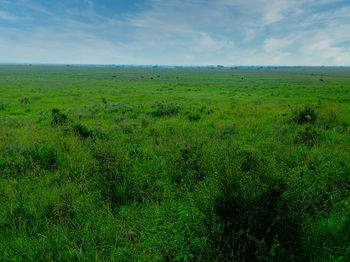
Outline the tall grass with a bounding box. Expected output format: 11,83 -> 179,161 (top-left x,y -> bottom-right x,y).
0,65 -> 349,261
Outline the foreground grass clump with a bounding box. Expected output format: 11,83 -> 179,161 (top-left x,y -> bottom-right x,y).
151,101 -> 180,117
0,65 -> 349,261
212,170 -> 301,261
72,122 -> 93,138
51,108 -> 69,125
291,105 -> 317,124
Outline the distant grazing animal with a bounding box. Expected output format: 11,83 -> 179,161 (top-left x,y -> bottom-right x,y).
319,78 -> 324,82
112,75 -> 117,78
151,77 -> 154,80
241,77 -> 244,80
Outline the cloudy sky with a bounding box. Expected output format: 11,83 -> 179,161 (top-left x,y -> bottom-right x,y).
0,0 -> 350,65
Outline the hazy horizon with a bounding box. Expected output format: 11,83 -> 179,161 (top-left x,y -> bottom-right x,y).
2,63 -> 350,68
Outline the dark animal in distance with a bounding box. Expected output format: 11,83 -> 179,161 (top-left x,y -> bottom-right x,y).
320,78 -> 324,82
241,77 -> 244,80
112,75 -> 117,78
151,77 -> 154,80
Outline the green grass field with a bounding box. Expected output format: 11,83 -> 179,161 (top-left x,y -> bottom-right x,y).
0,65 -> 349,261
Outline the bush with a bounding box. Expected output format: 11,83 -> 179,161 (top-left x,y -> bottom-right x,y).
72,122 -> 92,138
0,102 -> 6,111
292,105 -> 317,124
187,113 -> 201,122
51,108 -> 69,125
151,101 -> 180,117
170,144 -> 206,185
295,126 -> 319,147
19,97 -> 31,104
212,173 -> 302,261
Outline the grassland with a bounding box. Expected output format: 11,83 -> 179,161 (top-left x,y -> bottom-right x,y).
0,65 -> 349,261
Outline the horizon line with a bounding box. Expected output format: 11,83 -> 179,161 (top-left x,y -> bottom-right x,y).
1,63 -> 350,68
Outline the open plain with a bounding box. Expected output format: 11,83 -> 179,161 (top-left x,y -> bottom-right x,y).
0,65 -> 349,261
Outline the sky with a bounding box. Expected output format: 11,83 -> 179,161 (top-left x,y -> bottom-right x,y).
0,0 -> 350,66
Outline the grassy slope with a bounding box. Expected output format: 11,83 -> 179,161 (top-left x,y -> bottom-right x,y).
0,65 -> 349,261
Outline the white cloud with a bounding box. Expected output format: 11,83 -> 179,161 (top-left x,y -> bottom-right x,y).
0,0 -> 349,65
263,36 -> 298,53
0,10 -> 22,21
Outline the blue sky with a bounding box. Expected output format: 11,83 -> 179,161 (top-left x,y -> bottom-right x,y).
0,0 -> 350,65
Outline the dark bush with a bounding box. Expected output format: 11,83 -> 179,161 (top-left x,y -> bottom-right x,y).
295,126 -> 319,147
199,105 -> 214,115
292,105 -> 317,124
20,97 -> 31,104
72,122 -> 92,138
213,173 -> 302,261
0,102 -> 6,111
187,113 -> 201,122
151,101 -> 180,117
51,108 -> 69,125
170,144 -> 206,185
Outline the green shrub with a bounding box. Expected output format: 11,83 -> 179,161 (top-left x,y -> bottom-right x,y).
19,97 -> 31,104
0,102 -> 6,111
292,105 -> 317,124
72,122 -> 92,138
199,105 -> 214,115
51,108 -> 69,125
170,144 -> 206,185
295,126 -> 319,147
212,173 -> 302,261
187,113 -> 201,122
151,101 -> 180,117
